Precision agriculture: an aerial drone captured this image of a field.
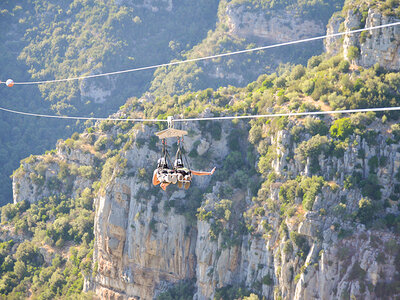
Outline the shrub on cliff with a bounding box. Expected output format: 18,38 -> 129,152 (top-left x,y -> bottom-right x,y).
330,117 -> 354,140
361,174 -> 382,200
78,165 -> 96,179
290,231 -> 310,258
157,279 -> 195,300
357,198 -> 375,225
348,46 -> 360,60
301,176 -> 325,211
295,134 -> 330,165
304,117 -> 328,136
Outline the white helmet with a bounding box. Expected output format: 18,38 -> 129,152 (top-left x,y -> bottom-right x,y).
174,159 -> 183,167
158,157 -> 167,167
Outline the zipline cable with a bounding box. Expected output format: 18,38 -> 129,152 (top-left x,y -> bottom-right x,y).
0,106 -> 163,122
2,105 -> 400,122
3,21 -> 400,85
2,21 -> 400,122
174,107 -> 400,122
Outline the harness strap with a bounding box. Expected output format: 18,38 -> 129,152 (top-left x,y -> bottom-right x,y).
176,137 -> 183,162
180,137 -> 192,173
162,139 -> 167,161
160,139 -> 172,169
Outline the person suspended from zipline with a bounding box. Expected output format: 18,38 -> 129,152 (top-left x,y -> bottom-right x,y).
152,117 -> 216,191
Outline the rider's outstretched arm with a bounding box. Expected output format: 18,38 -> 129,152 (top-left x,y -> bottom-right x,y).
191,167 -> 216,176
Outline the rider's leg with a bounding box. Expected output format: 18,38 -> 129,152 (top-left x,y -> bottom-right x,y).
153,169 -> 160,185
184,181 -> 190,190
161,182 -> 170,191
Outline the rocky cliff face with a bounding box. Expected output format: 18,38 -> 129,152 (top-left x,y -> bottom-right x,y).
92,177 -> 196,299
12,112 -> 400,299
325,7 -> 400,70
10,3 -> 400,298
192,119 -> 400,300
149,0 -> 341,97
254,125 -> 400,300
86,122 -> 234,299
12,144 -> 95,204
226,4 -> 325,42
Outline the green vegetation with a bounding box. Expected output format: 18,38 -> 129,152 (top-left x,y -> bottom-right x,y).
278,176 -> 325,210
230,0 -> 344,21
357,198 -> 375,225
342,0 -> 400,18
15,0 -> 220,114
330,118 -> 354,140
214,284 -> 255,300
3,0 -> 400,298
347,46 -> 360,61
289,231 -> 309,258
157,280 -> 195,300
149,0 -> 344,97
301,176 -> 325,210
0,193 -> 94,298
295,135 -> 330,172
0,0 -> 221,205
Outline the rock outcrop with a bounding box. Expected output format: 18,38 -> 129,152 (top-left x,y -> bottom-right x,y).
325,7 -> 400,70
12,114 -> 400,299
93,178 -> 196,299
226,4 -> 325,42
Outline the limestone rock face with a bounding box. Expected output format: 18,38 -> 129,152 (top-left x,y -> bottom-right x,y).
292,229 -> 399,300
194,191 -> 275,300
92,178 -> 196,299
13,143 -> 96,204
88,123 -> 229,299
325,13 -> 345,55
359,10 -> 400,70
326,7 -> 400,70
12,116 -> 400,299
57,140 -> 96,166
80,78 -> 114,104
12,159 -> 59,204
226,4 -> 325,42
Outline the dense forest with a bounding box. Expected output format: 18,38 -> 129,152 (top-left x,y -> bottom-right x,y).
0,0 -> 220,205
0,0 -> 341,206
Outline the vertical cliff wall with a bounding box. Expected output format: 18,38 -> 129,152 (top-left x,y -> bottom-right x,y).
12,112 -> 400,299
325,6 -> 400,70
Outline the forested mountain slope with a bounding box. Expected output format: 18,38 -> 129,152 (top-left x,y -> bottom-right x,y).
1,0 -> 400,299
0,0 -> 219,206
149,0 -> 344,96
6,52 -> 400,298
0,0 -> 342,206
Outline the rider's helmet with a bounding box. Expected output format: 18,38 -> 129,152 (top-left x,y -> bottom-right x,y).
174,158 -> 183,168
158,157 -> 168,168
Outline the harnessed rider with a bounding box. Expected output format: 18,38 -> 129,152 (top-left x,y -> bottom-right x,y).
152,118 -> 216,191
152,139 -> 177,190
